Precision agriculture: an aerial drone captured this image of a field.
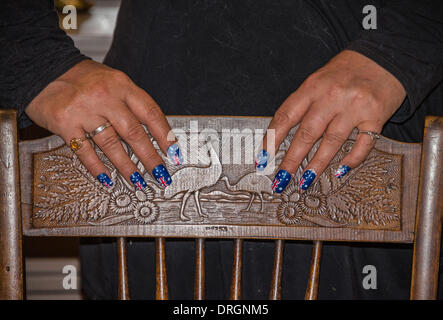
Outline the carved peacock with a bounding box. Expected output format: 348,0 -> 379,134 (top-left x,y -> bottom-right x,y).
221,173 -> 273,213
164,138 -> 222,221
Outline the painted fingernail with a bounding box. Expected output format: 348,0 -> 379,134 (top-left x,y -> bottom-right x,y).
271,169 -> 292,194
255,149 -> 269,171
298,169 -> 316,190
167,143 -> 184,166
130,172 -> 147,190
97,173 -> 113,188
334,165 -> 351,179
152,164 -> 172,188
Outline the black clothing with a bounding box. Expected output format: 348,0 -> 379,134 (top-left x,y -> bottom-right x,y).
2,1 -> 443,134
1,0 -> 443,299
0,0 -> 87,128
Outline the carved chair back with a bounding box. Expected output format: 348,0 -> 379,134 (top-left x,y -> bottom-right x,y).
1,110 -> 442,299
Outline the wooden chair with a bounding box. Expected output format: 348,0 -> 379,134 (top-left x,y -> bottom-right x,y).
1,110 -> 442,300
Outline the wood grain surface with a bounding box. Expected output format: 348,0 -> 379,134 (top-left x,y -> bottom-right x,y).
20,116 -> 420,243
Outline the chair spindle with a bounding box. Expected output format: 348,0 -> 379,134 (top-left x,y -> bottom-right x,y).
194,238 -> 205,300
156,237 -> 169,300
117,237 -> 129,300
229,238 -> 243,300
269,239 -> 285,300
305,240 -> 323,300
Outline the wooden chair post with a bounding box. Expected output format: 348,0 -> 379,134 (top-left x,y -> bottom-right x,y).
0,110 -> 24,300
117,237 -> 130,300
411,116 -> 443,300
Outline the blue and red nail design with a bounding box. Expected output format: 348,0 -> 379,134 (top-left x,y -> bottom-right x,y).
97,173 -> 113,188
298,169 -> 316,190
334,165 -> 351,179
130,172 -> 147,190
255,149 -> 269,171
152,164 -> 172,188
167,143 -> 184,166
271,169 -> 292,194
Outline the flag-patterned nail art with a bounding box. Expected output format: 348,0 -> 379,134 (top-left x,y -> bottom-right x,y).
271,169 -> 292,194
130,172 -> 147,190
334,165 -> 351,179
255,149 -> 269,171
167,143 -> 184,166
152,164 -> 172,188
298,169 -> 316,190
97,173 -> 113,188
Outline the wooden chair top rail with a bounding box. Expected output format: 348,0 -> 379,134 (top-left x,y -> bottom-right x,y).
18,116 -> 422,242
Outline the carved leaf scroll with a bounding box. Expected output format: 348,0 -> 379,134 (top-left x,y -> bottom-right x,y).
276,141 -> 401,230
33,144 -> 159,227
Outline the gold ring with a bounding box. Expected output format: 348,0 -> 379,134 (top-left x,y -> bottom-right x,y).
358,130 -> 381,141
69,137 -> 87,152
89,122 -> 112,138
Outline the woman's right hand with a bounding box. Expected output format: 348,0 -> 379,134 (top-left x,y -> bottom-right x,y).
25,59 -> 181,189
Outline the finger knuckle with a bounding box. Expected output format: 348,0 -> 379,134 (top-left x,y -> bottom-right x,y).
323,131 -> 347,145
124,124 -> 146,142
144,104 -> 163,122
88,71 -> 130,98
352,86 -> 383,112
141,149 -> 160,162
281,153 -> 299,169
297,126 -> 317,145
88,80 -> 110,99
110,70 -> 131,85
273,109 -> 292,126
352,86 -> 372,103
100,134 -> 121,151
303,72 -> 321,89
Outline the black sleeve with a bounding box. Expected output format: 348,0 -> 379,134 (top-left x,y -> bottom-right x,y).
346,0 -> 443,123
0,0 -> 89,128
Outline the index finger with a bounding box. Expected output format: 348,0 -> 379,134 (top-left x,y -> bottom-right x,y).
124,82 -> 183,165
257,88 -> 312,171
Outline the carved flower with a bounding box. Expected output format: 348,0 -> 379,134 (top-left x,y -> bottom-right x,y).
277,181 -> 303,225
277,201 -> 302,225
295,190 -> 327,217
110,189 -> 137,214
280,182 -> 300,203
277,181 -> 328,225
134,202 -> 159,224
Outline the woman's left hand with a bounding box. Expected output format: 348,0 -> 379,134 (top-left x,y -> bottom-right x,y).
258,50 -> 406,193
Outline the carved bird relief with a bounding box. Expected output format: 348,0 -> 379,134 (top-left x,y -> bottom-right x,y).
164,138 -> 223,221
221,173 -> 273,213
